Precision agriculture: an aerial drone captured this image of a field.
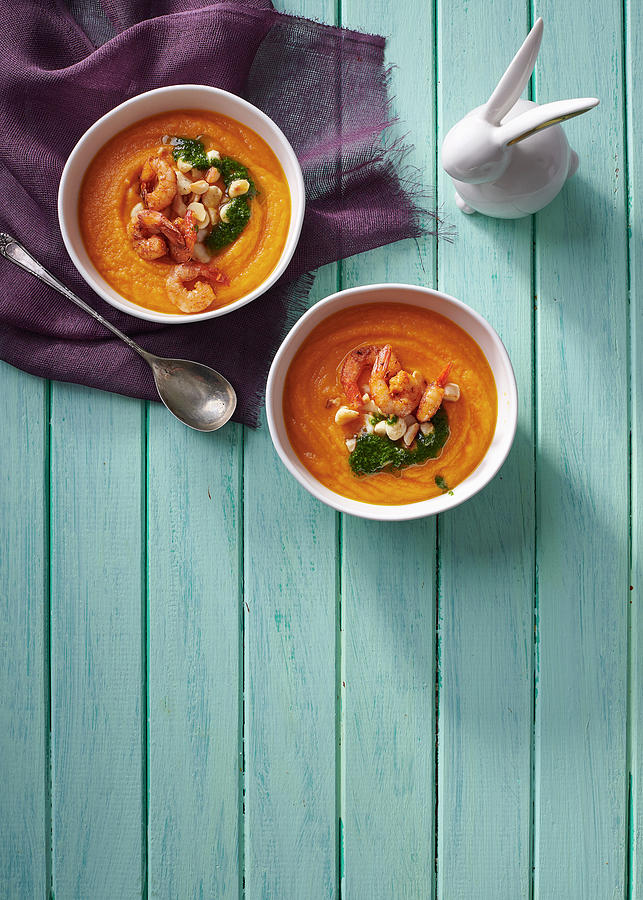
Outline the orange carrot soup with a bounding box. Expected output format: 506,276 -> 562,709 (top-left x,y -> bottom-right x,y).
283,302 -> 498,505
79,110 -> 291,315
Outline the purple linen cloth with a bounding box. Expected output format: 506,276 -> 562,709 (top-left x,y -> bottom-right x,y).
0,0 -> 440,426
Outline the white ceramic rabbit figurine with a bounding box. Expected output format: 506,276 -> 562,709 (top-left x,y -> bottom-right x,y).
441,18 -> 599,218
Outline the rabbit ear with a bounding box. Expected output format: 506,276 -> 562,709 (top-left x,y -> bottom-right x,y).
497,97 -> 600,145
484,18 -> 544,124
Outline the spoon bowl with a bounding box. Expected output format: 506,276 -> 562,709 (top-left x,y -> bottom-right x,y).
148,355 -> 237,431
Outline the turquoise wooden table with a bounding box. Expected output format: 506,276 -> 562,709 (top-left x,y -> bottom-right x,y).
1,0 -> 640,896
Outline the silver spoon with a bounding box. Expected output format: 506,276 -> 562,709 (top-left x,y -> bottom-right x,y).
0,233 -> 237,432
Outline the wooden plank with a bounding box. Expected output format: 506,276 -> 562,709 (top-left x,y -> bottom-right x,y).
338,0 -> 438,893
532,2 -> 629,896
341,519 -> 437,898
435,4 -> 534,897
243,262 -> 339,900
146,410 -> 242,898
242,7 -> 338,898
625,0 -> 640,894
49,385 -> 145,898
0,364 -> 48,898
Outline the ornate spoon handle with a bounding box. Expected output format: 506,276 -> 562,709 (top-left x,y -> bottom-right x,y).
0,232 -> 148,359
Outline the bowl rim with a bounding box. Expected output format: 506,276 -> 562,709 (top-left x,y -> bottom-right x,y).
57,83 -> 305,324
265,282 -> 518,521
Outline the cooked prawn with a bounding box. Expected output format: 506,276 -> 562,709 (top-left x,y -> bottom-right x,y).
165,262 -> 227,313
340,344 -> 400,405
140,156 -> 177,210
416,362 -> 453,422
129,209 -> 182,260
369,345 -> 424,418
168,210 -> 197,263
127,221 -> 167,260
132,209 -> 182,242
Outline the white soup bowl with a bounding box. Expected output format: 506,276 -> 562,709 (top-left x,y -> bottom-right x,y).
266,283 -> 518,521
58,84 -> 305,324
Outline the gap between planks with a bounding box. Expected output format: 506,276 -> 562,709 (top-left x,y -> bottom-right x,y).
622,0 -> 636,895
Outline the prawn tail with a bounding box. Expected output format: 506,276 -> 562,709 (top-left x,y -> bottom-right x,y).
436,361 -> 453,388
372,344 -> 392,378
